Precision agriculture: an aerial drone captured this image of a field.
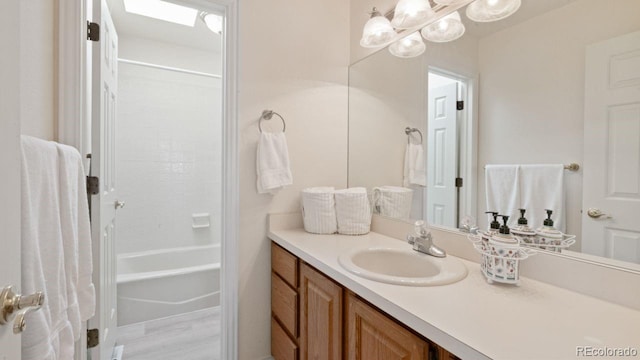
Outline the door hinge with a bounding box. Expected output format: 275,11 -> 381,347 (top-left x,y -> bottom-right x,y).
455,177 -> 463,188
456,101 -> 464,110
87,328 -> 99,348
87,21 -> 100,42
87,176 -> 100,195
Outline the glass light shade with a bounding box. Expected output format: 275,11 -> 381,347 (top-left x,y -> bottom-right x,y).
421,11 -> 465,43
432,0 -> 466,4
466,0 -> 521,22
391,0 -> 434,29
360,11 -> 396,48
389,32 -> 426,58
202,13 -> 223,34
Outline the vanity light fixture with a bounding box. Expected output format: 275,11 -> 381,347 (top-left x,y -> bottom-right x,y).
200,12 -> 223,34
421,11 -> 465,43
466,0 -> 521,22
360,7 -> 397,48
389,32 -> 426,58
391,0 -> 434,29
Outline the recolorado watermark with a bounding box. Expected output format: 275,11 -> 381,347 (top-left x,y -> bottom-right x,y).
576,346 -> 638,357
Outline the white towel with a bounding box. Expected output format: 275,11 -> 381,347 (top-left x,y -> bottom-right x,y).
485,165 -> 521,226
334,188 -> 371,235
56,143 -> 96,338
520,164 -> 565,232
256,132 -> 293,194
373,186 -> 414,219
403,143 -> 426,187
301,187 -> 337,234
21,136 -> 76,360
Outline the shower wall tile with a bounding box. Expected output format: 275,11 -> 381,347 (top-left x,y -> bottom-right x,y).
116,57 -> 222,255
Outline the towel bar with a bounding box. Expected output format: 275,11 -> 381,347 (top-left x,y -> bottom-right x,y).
405,127 -> 423,144
483,163 -> 580,172
259,110 -> 286,133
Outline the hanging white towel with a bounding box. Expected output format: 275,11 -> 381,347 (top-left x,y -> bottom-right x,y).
485,165 -> 520,224
334,188 -> 371,235
519,164 -> 565,232
56,143 -> 96,338
256,132 -> 293,194
301,187 -> 337,234
403,143 -> 426,187
373,186 -> 414,219
21,136 -> 76,360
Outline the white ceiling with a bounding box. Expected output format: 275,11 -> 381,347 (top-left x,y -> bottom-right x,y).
105,0 -> 222,52
461,0 -> 579,38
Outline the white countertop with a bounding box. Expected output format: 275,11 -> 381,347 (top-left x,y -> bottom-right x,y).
268,228 -> 640,360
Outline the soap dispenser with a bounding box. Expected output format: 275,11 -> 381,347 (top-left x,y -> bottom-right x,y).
535,209 -> 564,251
490,216 -> 518,248
480,212 -> 500,249
511,209 -> 536,244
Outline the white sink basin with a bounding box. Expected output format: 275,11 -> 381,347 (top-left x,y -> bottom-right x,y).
338,247 -> 468,286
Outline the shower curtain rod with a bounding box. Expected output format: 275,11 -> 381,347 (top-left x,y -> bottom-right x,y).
118,58 -> 222,79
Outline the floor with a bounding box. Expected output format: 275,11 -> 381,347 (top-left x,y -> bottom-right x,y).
116,307 -> 221,360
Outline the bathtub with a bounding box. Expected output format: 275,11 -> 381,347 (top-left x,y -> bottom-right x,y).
117,244 -> 220,326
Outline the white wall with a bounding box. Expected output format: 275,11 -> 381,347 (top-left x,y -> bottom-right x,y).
116,37 -> 222,254
238,0 -> 350,358
476,0 -> 640,245
19,0 -> 56,140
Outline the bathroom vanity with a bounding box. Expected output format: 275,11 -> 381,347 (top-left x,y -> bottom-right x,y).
268,214 -> 640,360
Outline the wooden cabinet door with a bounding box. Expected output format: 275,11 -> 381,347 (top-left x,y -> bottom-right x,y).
299,262 -> 343,360
347,293 -> 428,360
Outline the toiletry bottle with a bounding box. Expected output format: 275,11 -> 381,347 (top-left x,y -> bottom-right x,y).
511,209 -> 536,244
480,212 -> 500,248
535,209 -> 564,251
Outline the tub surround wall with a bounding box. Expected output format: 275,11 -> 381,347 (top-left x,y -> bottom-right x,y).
238,0 -> 350,358
116,37 -> 222,254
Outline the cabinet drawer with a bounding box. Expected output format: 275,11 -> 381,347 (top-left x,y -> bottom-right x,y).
272,272 -> 298,337
272,318 -> 298,360
272,243 -> 298,288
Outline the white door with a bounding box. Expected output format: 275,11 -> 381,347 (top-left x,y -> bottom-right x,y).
427,82 -> 459,228
88,0 -> 119,358
0,0 -> 23,357
583,30 -> 640,264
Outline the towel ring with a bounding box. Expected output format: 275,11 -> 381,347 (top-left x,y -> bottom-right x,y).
259,110 -> 286,133
405,127 -> 423,145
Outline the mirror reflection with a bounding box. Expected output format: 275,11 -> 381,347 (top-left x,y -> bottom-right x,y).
348,0 -> 640,267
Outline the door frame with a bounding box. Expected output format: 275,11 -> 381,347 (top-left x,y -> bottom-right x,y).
57,0 -> 239,359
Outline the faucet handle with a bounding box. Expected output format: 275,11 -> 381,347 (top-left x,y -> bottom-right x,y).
406,235 -> 416,245
414,220 -> 428,237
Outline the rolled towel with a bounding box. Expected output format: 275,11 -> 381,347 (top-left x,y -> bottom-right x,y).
335,188 -> 371,235
301,187 -> 337,234
373,186 -> 413,219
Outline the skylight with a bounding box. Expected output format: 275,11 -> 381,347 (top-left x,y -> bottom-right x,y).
123,0 -> 198,27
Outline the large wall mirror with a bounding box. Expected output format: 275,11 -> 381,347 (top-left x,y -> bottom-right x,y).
348,0 -> 640,270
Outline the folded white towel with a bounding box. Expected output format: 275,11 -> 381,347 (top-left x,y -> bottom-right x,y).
373,186 -> 413,219
256,132 -> 293,194
404,143 -> 426,187
301,187 -> 337,234
485,165 -> 521,226
21,136 -> 76,360
519,164 -> 565,232
56,143 -> 96,338
334,188 -> 371,235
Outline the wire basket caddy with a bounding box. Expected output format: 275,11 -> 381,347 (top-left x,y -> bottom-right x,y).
468,235 -> 536,285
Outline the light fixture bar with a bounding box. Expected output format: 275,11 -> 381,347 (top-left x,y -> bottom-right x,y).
375,0 -> 474,48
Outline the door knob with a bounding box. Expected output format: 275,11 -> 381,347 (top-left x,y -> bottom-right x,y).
587,208 -> 612,219
115,200 -> 125,209
1,285 -> 45,334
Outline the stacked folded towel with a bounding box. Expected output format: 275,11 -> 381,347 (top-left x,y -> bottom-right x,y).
301,187 -> 338,234
334,187 -> 371,235
373,186 -> 414,219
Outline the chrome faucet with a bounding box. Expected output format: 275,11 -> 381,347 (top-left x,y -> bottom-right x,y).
406,221 -> 446,258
